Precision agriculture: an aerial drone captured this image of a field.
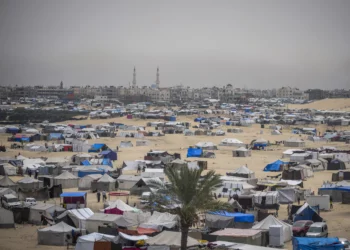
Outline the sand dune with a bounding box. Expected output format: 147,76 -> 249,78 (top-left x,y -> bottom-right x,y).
289,98 -> 350,111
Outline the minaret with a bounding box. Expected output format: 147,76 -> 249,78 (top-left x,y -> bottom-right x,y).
155,67 -> 160,88
132,67 -> 136,88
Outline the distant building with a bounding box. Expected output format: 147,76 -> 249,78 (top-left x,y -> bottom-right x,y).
305,89 -> 325,100
276,87 -> 308,100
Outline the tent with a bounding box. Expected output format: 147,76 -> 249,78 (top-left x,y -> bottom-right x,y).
0,187 -> 16,197
220,138 -> 245,147
88,143 -> 107,153
253,139 -> 268,149
167,159 -> 188,169
120,141 -> 133,148
293,237 -> 343,250
37,221 -> 78,246
328,159 -> 350,170
187,148 -> 203,157
85,213 -> 120,233
99,150 -> 117,161
253,191 -> 279,209
79,174 -> 103,190
0,207 -> 15,228
271,130 -> 281,135
293,203 -> 323,222
0,175 -> 18,191
227,165 -> 255,178
0,163 -> 17,176
130,177 -> 162,196
195,142 -> 218,150
232,147 -> 251,157
284,138 -> 306,147
263,160 -> 287,172
138,211 -> 178,232
29,203 -> 66,225
104,199 -> 139,215
282,149 -> 303,158
114,211 -> 151,228
209,228 -> 262,246
17,177 -> 43,190
91,174 -> 116,192
54,171 -> 79,189
56,208 -> 94,229
278,188 -> 296,204
206,211 -> 254,229
252,215 -> 292,242
147,230 -> 199,248
136,140 -> 150,146
117,175 -> 142,190
305,159 -> 326,172
75,233 -> 116,250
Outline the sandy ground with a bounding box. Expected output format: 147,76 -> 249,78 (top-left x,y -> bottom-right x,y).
289,98 -> 350,111
0,113 -> 350,250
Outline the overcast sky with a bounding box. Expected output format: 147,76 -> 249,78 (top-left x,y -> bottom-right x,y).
0,0 -> 349,89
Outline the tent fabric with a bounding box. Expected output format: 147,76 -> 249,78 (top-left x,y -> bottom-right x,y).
38,222 -> 78,246
0,207 -> 15,228
205,212 -> 254,229
85,213 -> 120,233
56,208 -> 94,229
75,233 -> 116,250
187,148 -> 202,157
29,203 -> 66,225
138,211 -> 178,231
229,166 -> 255,178
17,177 -> 43,190
91,174 -> 116,192
0,175 -> 18,190
278,188 -> 296,204
115,212 -> 151,228
208,211 -> 254,223
146,230 -> 199,247
104,200 -> 138,213
293,237 -> 343,250
263,160 -> 286,172
54,171 -> 79,189
60,192 -> 86,197
79,174 -> 103,190
294,203 -> 323,222
252,215 -> 292,242
119,232 -> 149,241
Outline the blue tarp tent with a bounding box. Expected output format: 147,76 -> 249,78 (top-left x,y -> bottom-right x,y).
60,192 -> 86,197
294,203 -> 323,222
81,160 -> 91,166
88,143 -> 106,153
194,118 -> 203,122
319,186 -> 350,192
78,170 -> 105,178
6,128 -> 19,133
187,148 -> 202,157
264,159 -> 287,172
102,158 -> 113,167
48,133 -> 63,140
293,237 -> 344,250
208,211 -> 254,223
99,150 -> 117,161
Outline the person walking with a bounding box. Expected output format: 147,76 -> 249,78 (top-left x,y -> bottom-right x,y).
97,191 -> 101,203
330,196 -> 333,209
102,190 -> 107,202
297,195 -> 301,205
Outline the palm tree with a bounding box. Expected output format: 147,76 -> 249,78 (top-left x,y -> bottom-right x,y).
148,167 -> 232,250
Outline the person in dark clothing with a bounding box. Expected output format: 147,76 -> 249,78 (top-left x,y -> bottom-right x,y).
28,170 -> 32,177
330,196 -> 333,209
97,191 -> 101,202
297,196 -> 301,205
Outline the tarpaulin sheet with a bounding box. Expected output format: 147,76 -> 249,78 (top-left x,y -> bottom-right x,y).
187,148 -> 202,157
208,211 -> 254,223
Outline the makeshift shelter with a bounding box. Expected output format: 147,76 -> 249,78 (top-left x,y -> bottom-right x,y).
18,186 -> 50,201
0,187 -> 16,196
139,211 -> 178,232
282,149 -> 303,158
75,233 -> 116,250
73,153 -> 93,164
232,147 -> 251,157
220,138 -> 245,147
293,237 -> 343,250
85,213 -> 120,233
282,167 -> 305,181
91,174 -> 116,192
271,130 -> 281,135
0,175 -> 18,191
37,222 -> 78,246
88,143 -> 107,153
305,159 -> 326,172
0,163 -> 17,176
147,230 -> 199,248
17,177 -> 43,190
56,208 -> 94,229
278,188 -> 296,204
318,186 -> 350,202
252,215 -> 292,242
263,160 -> 287,172
187,147 -> 203,157
60,192 -> 87,209
0,207 -> 15,228
29,203 -> 66,225
284,138 -> 305,147
167,159 -> 188,169
293,203 -> 323,222
253,139 -> 268,149
195,142 -> 218,150
99,150 -> 117,161
227,165 -> 255,178
205,211 -> 254,229
328,158 -> 350,170
253,191 -> 279,209
209,228 -> 263,246
130,177 -> 162,196
120,141 -> 133,148
79,174 -> 103,190
114,211 -> 151,229
136,140 -> 150,146
117,175 -> 142,190
332,171 -> 350,182
104,199 -> 138,215
54,171 -> 79,189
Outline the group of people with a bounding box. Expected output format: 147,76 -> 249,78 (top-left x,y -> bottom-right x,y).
96,190 -> 107,203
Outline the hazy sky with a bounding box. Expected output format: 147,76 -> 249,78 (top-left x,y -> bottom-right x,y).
0,0 -> 349,89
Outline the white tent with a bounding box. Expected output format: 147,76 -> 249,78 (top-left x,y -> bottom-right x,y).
139,211 -> 178,231
220,138 -> 245,147
54,171 -> 79,189
282,149 -> 303,158
38,221 -> 78,246
195,141 -> 218,150
232,147 -> 251,157
0,163 -> 17,176
146,230 -> 199,247
29,203 -> 66,225
25,128 -> 40,134
75,233 -> 116,250
17,177 -> 43,190
117,175 -> 142,190
22,158 -> 45,171
79,174 -> 103,190
0,207 -> 15,228
229,165 -> 255,178
104,199 -> 139,213
56,208 -> 94,229
91,174 -> 117,192
114,211 -> 151,228
252,215 -> 292,242
85,213 -> 120,233
284,138 -> 306,147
